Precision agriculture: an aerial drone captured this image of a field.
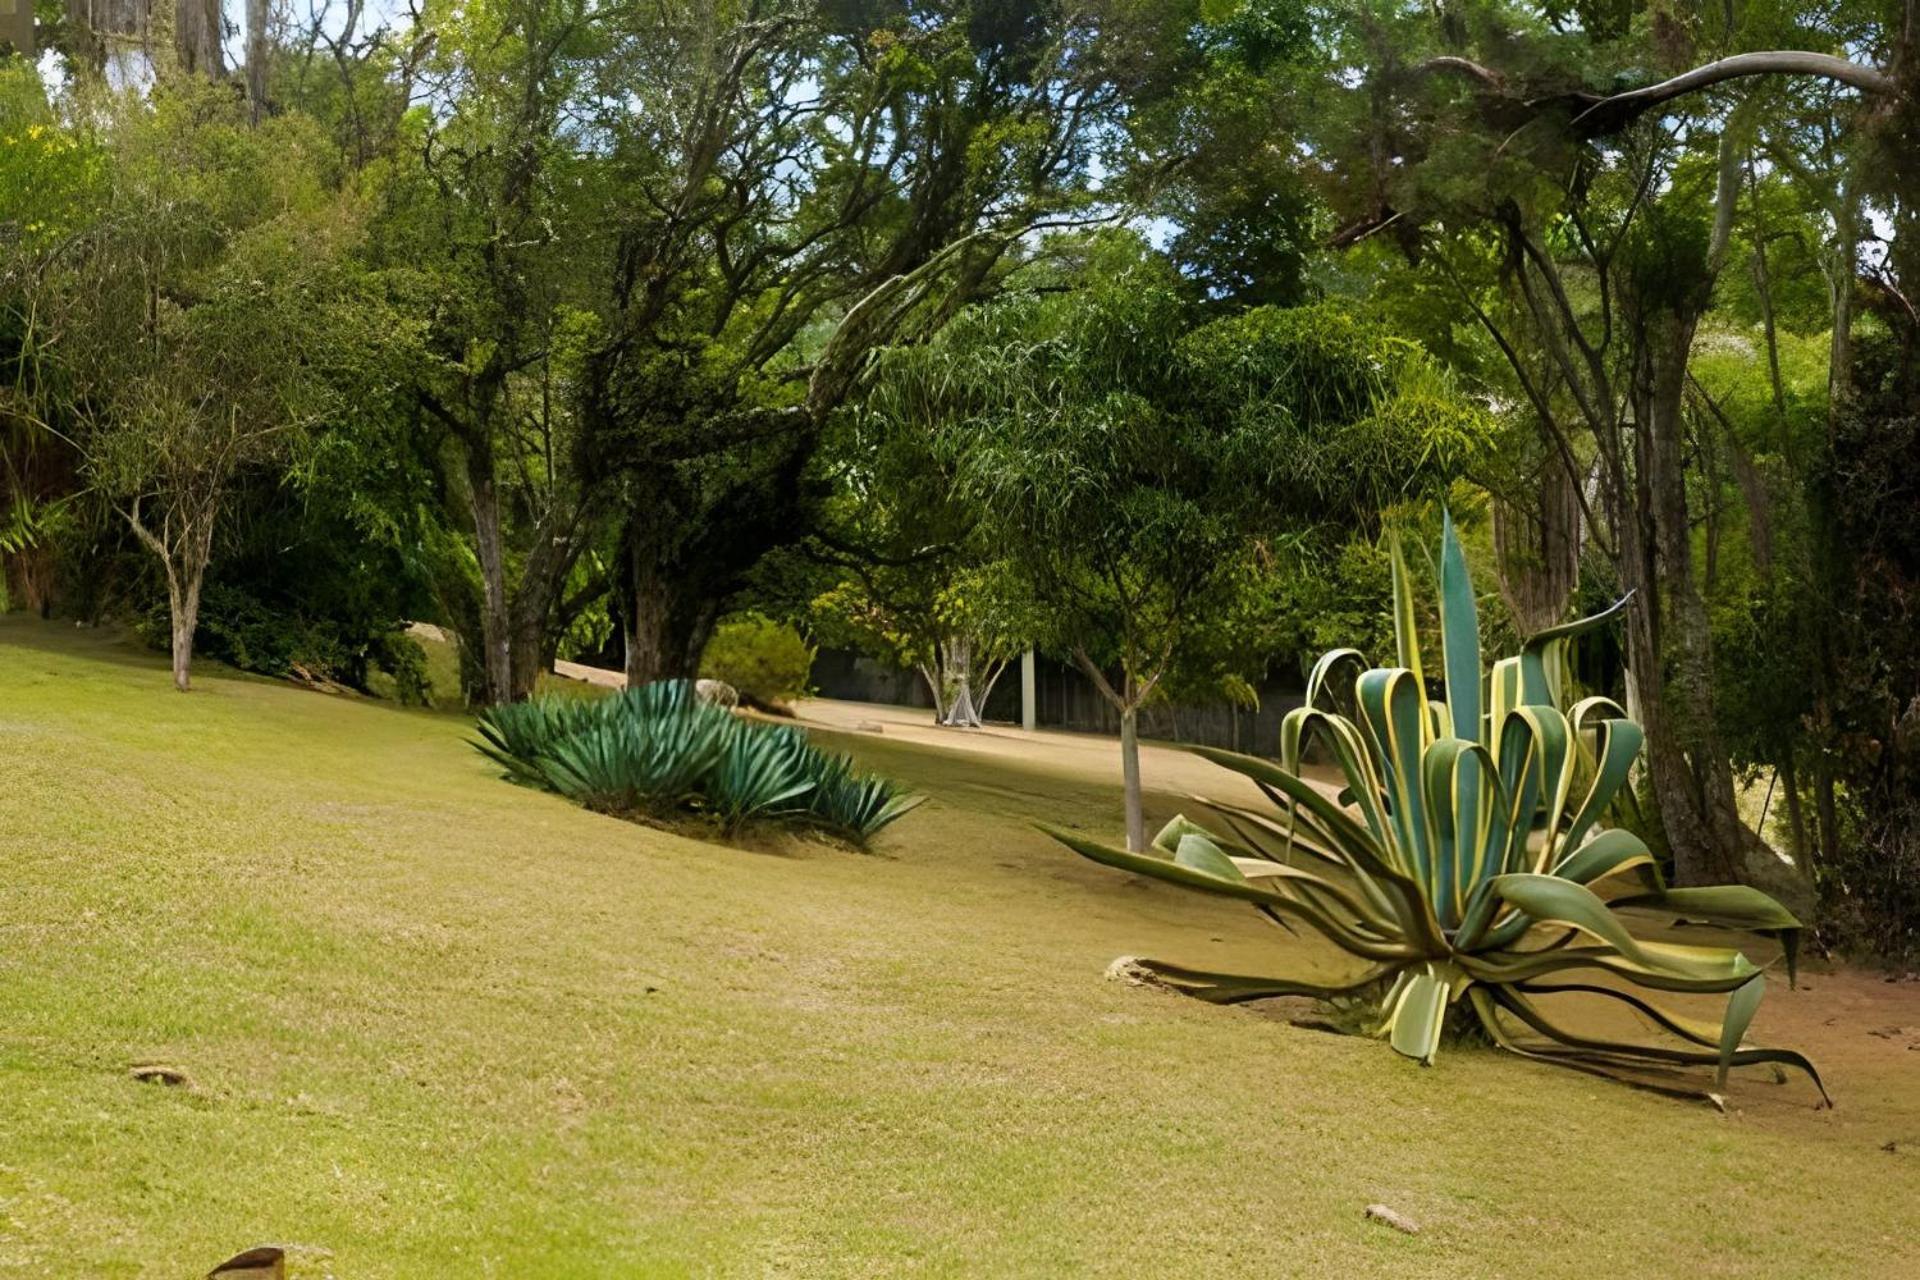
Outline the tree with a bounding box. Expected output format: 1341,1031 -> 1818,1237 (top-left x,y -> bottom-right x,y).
890,241 -> 1489,849
39,81 -> 354,690
1304,0 -> 1910,888
370,0 -> 610,703
577,0 -> 1197,690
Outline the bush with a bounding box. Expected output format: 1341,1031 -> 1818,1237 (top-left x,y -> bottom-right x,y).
137,582 -> 433,704
475,680 -> 920,845
700,613 -> 814,709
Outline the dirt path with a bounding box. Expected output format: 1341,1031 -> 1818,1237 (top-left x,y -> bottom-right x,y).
548,658 -> 1328,807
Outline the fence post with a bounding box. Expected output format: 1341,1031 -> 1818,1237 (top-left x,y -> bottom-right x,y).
1020,649 -> 1037,732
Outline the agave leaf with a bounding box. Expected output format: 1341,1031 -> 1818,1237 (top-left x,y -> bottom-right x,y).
1121,956 -> 1396,1005
1174,832 -> 1242,879
1152,814 -> 1218,856
1562,715 -> 1644,853
1551,828 -> 1663,891
1356,668 -> 1432,883
1438,510 -> 1483,747
1384,964 -> 1450,1065
1486,983 -> 1827,1104
1611,884 -> 1803,984
1045,825 -> 1421,963
1304,646 -> 1369,712
1468,988 -> 1749,1107
1518,593 -> 1633,708
1387,533 -> 1424,693
1611,884 -> 1802,931
1463,940 -> 1763,994
1515,981 -> 1724,1048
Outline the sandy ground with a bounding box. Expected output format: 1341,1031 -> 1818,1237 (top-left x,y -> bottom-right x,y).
548,657 -> 1321,807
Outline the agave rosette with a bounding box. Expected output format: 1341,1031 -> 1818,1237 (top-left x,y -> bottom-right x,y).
1050,515 -> 1824,1104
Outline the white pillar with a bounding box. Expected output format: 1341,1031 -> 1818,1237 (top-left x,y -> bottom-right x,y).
1020,649 -> 1037,732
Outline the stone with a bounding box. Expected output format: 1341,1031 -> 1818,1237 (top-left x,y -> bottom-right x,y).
1364,1204 -> 1420,1235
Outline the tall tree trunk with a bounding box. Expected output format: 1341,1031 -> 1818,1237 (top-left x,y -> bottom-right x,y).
1074,648 -> 1147,852
174,0 -> 224,77
1493,454 -> 1583,634
465,459 -> 513,706
1628,307 -> 1755,883
245,0 -> 269,122
622,541 -> 719,687
1119,701 -> 1144,854
1828,184 -> 1860,431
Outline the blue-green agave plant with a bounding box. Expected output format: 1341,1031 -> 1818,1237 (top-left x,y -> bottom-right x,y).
1049,515 -> 1825,1104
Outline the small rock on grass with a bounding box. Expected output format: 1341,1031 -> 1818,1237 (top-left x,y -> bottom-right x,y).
1364,1204 -> 1419,1235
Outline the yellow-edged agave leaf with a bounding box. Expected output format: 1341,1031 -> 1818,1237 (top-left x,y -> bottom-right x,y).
1384,964 -> 1452,1065
1122,956 -> 1397,1005
1551,828 -> 1662,890
1047,516 -> 1824,1106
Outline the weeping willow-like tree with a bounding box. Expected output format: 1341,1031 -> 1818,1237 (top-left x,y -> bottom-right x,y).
1052,517 -> 1824,1105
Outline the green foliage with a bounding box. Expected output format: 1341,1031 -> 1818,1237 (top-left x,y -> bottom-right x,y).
134,582 -> 433,704
699,614 -> 814,709
476,681 -> 920,845
1051,517 -> 1824,1102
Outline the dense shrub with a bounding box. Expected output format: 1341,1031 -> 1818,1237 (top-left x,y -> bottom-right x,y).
475,680 -> 919,845
700,613 -> 814,709
137,582 -> 433,704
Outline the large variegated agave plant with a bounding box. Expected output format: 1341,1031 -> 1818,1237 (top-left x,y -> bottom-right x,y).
1050,516 -> 1825,1104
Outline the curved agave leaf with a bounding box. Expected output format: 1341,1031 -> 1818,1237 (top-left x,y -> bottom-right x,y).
1519,592 -> 1633,709
1611,884 -> 1804,984
1120,956 -> 1396,1005
1043,825 -> 1422,963
1188,748 -> 1448,953
1304,646 -> 1370,712
1562,712 -> 1644,853
1387,534 -> 1425,695
1482,982 -> 1827,1104
1550,828 -> 1663,892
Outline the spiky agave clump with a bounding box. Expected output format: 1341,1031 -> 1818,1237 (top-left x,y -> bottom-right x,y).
1050,516 -> 1825,1104
475,680 -> 921,844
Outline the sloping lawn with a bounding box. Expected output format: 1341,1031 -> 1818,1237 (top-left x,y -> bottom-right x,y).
2,618 -> 1917,1278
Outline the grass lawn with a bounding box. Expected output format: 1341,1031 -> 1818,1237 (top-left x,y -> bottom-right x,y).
2,618 -> 1918,1278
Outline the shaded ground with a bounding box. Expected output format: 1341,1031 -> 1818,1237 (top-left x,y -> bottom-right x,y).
2,618 -> 1918,1278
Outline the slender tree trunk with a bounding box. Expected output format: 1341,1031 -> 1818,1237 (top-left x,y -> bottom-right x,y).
1119,700 -> 1144,853
466,464 -> 513,705
245,0 -> 269,123
1780,752 -> 1810,866
1072,648 -> 1148,851
1493,455 -> 1583,634
1828,186 -> 1860,431
917,661 -> 943,721
507,596 -> 551,701
166,569 -> 199,692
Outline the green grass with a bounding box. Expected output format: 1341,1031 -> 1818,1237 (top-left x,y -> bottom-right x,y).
2,618 -> 1917,1277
